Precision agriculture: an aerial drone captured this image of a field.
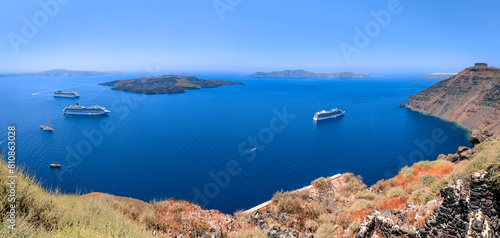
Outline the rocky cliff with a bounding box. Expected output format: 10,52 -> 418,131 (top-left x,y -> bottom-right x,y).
408,63 -> 500,135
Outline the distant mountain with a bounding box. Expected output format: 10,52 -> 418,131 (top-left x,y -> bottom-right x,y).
100,75 -> 243,95
408,63 -> 500,135
248,69 -> 371,78
0,69 -> 121,77
420,73 -> 457,79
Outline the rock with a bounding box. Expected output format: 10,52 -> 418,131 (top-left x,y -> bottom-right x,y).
437,154 -> 447,160
399,102 -> 407,107
357,171 -> 500,237
470,129 -> 494,147
456,146 -> 473,161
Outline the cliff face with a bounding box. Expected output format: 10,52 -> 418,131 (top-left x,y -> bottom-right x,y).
408,63 -> 500,135
357,170 -> 500,238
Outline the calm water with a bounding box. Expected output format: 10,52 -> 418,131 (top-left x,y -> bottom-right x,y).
0,73 -> 471,214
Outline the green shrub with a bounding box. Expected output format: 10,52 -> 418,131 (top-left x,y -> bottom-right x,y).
401,166 -> 414,179
419,174 -> 437,186
387,187 -> 404,197
416,161 -> 432,169
315,224 -> 337,238
349,199 -> 373,212
409,188 -> 428,204
312,177 -> 330,191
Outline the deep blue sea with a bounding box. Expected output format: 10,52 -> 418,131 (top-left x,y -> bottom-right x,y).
0,73 -> 471,214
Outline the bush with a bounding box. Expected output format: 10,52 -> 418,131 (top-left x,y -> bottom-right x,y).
312,177 -> 330,191
308,201 -> 327,218
305,220 -> 319,232
271,190 -> 286,204
416,161 -> 432,169
419,174 -> 437,186
387,187 -> 404,198
386,178 -> 397,188
409,188 -> 428,204
299,189 -> 310,200
355,190 -> 377,200
315,224 -> 337,238
349,199 -> 373,212
371,179 -> 386,191
401,166 -> 414,179
274,192 -> 302,214
318,210 -> 353,228
342,173 -> 367,194
236,228 -> 267,238
234,210 -> 251,223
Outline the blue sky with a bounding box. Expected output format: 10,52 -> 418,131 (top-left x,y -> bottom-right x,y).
1,0 -> 499,74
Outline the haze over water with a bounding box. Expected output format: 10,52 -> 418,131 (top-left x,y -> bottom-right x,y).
0,73 -> 471,214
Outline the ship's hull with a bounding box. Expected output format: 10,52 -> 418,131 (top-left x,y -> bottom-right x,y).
40,125 -> 54,131
313,111 -> 344,121
54,94 -> 79,98
63,110 -> 109,116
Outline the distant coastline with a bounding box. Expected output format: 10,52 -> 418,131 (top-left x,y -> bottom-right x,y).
100,75 -> 243,95
420,73 -> 457,79
0,69 -> 121,77
248,69 -> 371,78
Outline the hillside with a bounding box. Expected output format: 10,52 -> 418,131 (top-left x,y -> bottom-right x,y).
408,63 -> 500,135
248,70 -> 371,79
100,75 -> 243,95
0,69 -> 121,77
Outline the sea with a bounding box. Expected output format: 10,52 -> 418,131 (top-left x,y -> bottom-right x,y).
0,73 -> 471,214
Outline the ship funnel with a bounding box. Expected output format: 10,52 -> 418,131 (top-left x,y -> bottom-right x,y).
76,103 -> 79,107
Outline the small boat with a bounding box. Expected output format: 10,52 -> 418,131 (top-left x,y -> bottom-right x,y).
49,164 -> 62,168
40,117 -> 54,132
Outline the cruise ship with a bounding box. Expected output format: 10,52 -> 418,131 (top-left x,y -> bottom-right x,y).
313,108 -> 344,121
63,103 -> 110,116
54,90 -> 80,98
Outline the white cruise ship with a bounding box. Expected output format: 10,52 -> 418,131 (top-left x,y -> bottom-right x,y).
63,103 -> 110,116
313,108 -> 344,121
54,90 -> 80,98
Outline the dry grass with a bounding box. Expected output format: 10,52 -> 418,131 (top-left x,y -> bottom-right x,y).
236,228 -> 267,238
349,199 -> 373,212
0,158 -> 153,238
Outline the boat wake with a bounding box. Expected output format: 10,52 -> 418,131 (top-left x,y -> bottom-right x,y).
243,147 -> 257,154
32,89 -> 59,95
